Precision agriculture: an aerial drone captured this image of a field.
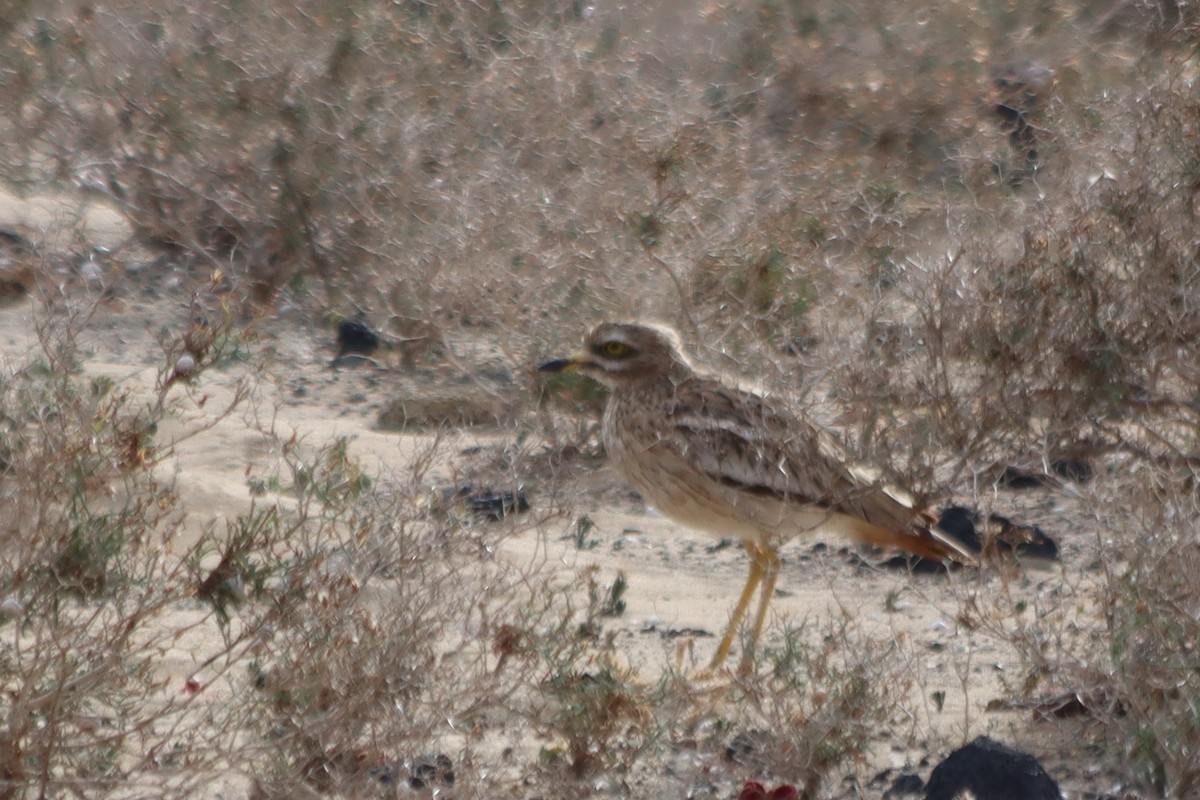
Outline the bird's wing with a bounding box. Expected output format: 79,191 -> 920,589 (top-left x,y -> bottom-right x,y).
657,375 -> 974,560
660,378 -> 845,499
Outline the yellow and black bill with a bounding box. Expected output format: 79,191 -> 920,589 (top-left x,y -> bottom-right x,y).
538,355 -> 586,373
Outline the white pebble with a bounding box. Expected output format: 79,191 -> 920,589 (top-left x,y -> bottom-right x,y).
0,596 -> 24,619
174,353 -> 197,377
80,260 -> 104,285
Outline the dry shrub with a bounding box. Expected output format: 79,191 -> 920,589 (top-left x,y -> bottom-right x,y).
1101,479 -> 1200,796
0,1 -> 1126,350
227,452 -> 526,796
0,1 -> 626,328
950,82 -> 1200,463
215,426 -> 673,796
725,615 -> 913,797
0,293 -> 628,798
0,291 -> 253,797
857,59 -> 1200,796
805,55 -> 1200,492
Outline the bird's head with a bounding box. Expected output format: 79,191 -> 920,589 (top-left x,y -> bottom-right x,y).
539,321 -> 687,388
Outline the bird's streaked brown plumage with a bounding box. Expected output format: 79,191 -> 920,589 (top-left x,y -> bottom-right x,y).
540,321 -> 979,671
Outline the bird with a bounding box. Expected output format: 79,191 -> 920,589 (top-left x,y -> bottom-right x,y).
539,321 -> 1044,672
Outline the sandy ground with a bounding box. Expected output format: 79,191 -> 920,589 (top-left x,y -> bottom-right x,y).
0,189 -> 1105,797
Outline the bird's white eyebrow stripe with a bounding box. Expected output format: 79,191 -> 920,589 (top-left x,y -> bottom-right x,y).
593,331 -> 636,348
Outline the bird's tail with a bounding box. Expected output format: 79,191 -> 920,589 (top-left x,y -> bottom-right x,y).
837,506 -> 1057,567
837,514 -> 978,564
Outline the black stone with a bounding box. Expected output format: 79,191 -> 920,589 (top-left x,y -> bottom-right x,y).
877,553 -> 951,574
441,484 -> 531,521
925,736 -> 1061,800
884,772 -> 925,798
335,319 -> 381,359
935,506 -> 1059,561
996,459 -> 1093,490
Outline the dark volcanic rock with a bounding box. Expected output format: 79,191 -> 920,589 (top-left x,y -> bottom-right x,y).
925,736 -> 1061,800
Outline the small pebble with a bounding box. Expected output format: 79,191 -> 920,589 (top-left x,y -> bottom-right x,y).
80,260 -> 104,285
0,596 -> 23,619
174,353 -> 197,377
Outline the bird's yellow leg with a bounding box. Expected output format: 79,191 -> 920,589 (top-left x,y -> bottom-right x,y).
737,544 -> 781,675
709,541 -> 765,669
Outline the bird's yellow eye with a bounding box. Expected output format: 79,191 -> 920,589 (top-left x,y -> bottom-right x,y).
602,341 -> 629,357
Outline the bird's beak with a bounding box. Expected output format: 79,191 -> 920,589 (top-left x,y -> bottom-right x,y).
538,353 -> 587,373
